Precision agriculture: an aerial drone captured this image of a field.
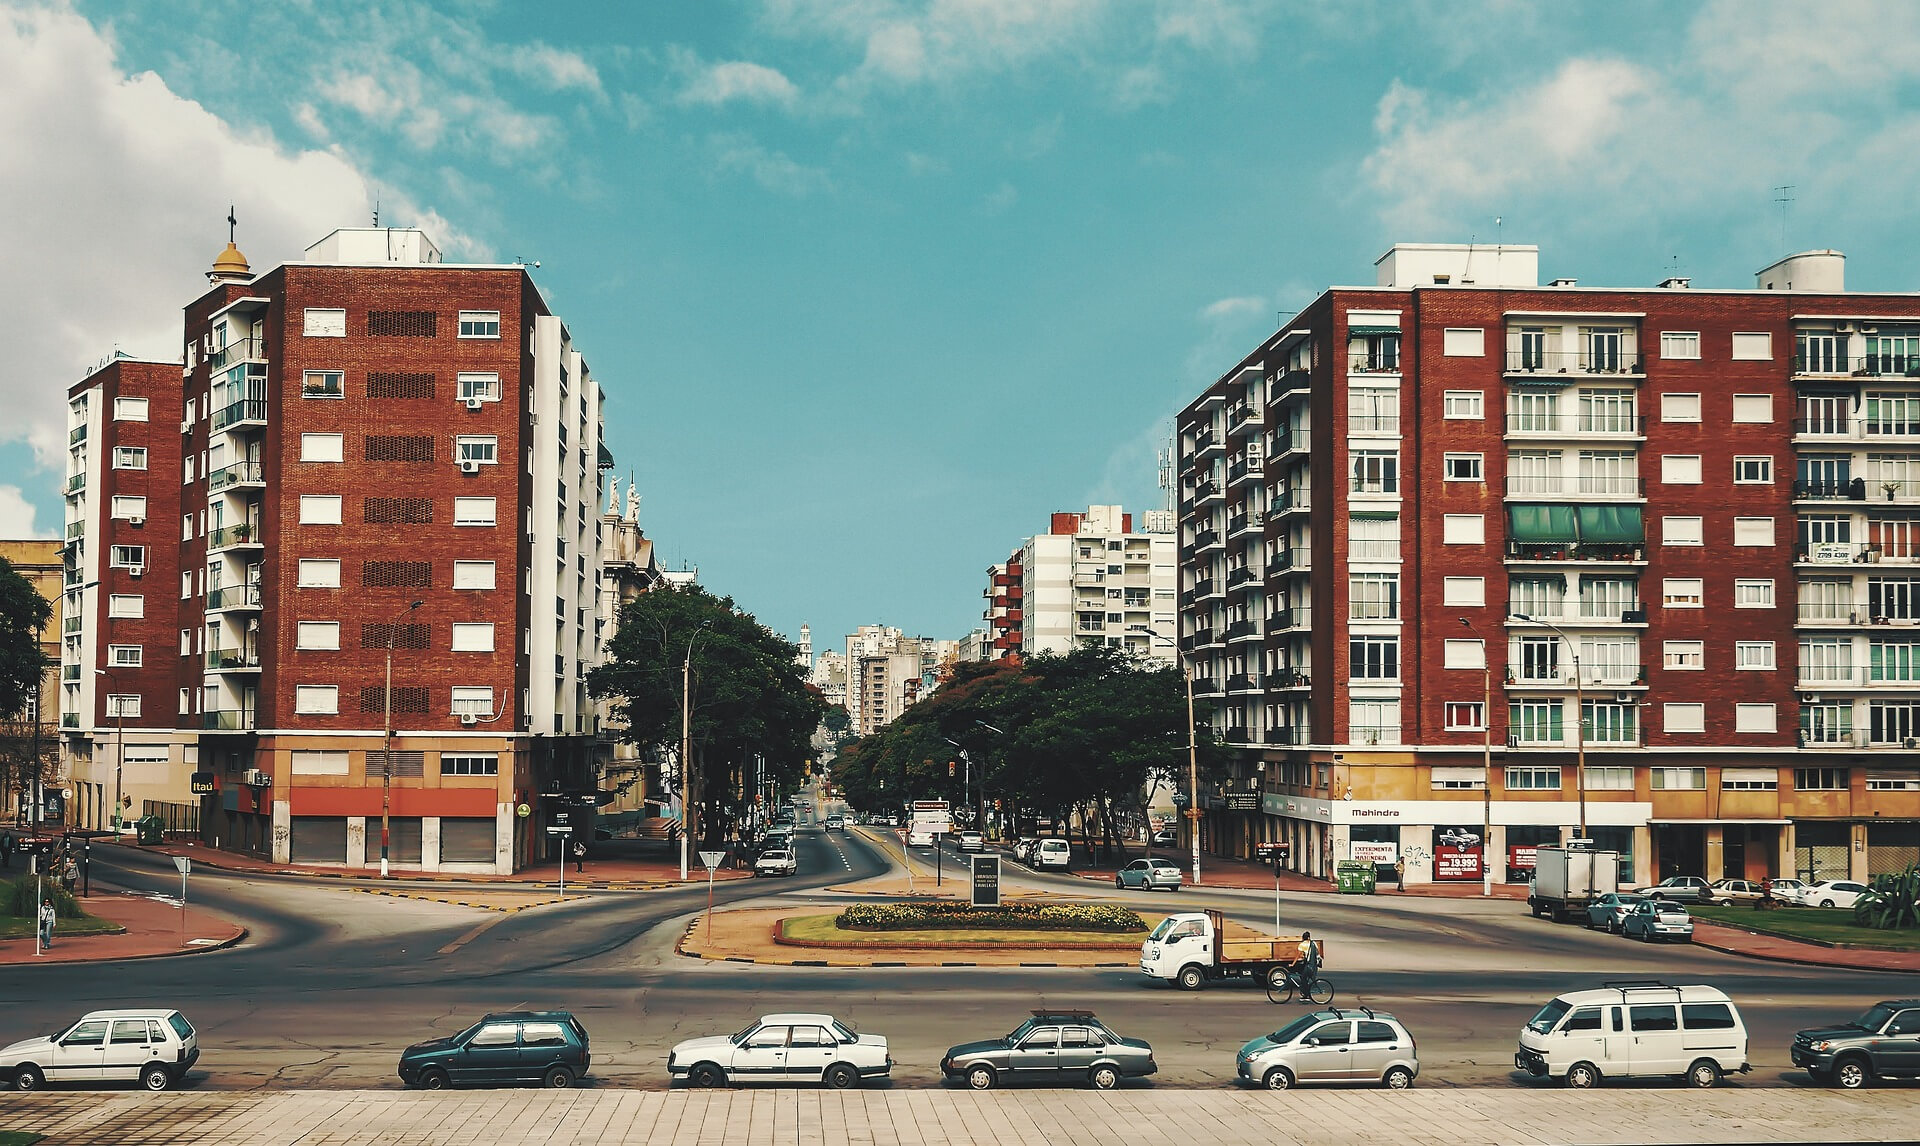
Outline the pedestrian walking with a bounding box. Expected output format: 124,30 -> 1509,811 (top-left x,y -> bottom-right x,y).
0,830 -> 13,869
60,855 -> 78,894
37,899 -> 55,949
1394,859 -> 1406,892
571,840 -> 586,873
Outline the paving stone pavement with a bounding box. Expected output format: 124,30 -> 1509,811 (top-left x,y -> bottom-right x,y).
0,1087 -> 1916,1145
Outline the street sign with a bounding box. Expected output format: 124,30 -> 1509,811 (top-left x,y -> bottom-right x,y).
970,855 -> 1000,908
516,803 -> 531,818
545,825 -> 573,835
698,850 -> 725,871
172,856 -> 191,876
1224,792 -> 1260,812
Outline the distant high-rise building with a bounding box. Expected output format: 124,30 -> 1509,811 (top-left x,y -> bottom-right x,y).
1016,506 -> 1177,663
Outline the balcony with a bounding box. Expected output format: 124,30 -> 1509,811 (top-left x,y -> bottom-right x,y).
1265,726 -> 1309,746
1193,578 -> 1220,600
1221,725 -> 1253,745
65,472 -> 85,494
1347,354 -> 1401,377
1798,728 -> 1867,748
1793,352 -> 1853,378
1223,620 -> 1258,642
1072,570 -> 1107,587
1268,607 -> 1311,634
1503,413 -> 1646,438
1227,402 -> 1261,437
202,709 -> 257,731
69,424 -> 88,445
204,649 -> 261,673
212,398 -> 267,432
1347,414 -> 1401,435
1267,548 -> 1312,576
1505,664 -> 1649,688
1268,368 -> 1311,407
207,523 -> 262,552
64,520 -> 85,541
1188,479 -> 1223,506
1798,668 -> 1920,688
1349,725 -> 1401,746
1271,430 -> 1312,460
60,713 -> 79,729
1225,672 -> 1259,692
1270,668 -> 1312,690
1191,425 -> 1223,456
1504,541 -> 1646,565
1228,513 -> 1262,540
1190,679 -> 1220,697
1269,488 -> 1311,519
1504,476 -> 1645,499
61,664 -> 80,682
1796,477 -> 1920,505
1192,529 -> 1223,553
1226,566 -> 1256,588
1505,350 -> 1645,376
1507,609 -> 1648,627
1181,630 -> 1213,652
208,461 -> 266,492
1795,603 -> 1920,626
207,337 -> 266,372
1227,456 -> 1263,486
207,584 -> 262,613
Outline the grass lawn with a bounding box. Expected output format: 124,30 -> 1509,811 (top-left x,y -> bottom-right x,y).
780,912 -> 1157,949
1691,904 -> 1920,951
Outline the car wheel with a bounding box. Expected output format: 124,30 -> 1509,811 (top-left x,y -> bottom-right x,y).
1263,1066 -> 1294,1091
1835,1057 -> 1871,1090
141,1064 -> 172,1092
13,1065 -> 44,1092
1685,1059 -> 1721,1088
966,1064 -> 995,1091
1088,1065 -> 1119,1091
420,1069 -> 450,1091
824,1063 -> 860,1090
1177,964 -> 1206,991
1383,1066 -> 1414,1090
689,1063 -> 726,1089
1116,876 -> 1126,889
1565,1061 -> 1601,1089
1820,899 -> 1836,909
544,1066 -> 575,1089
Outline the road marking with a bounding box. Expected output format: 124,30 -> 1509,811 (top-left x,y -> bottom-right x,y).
437,914 -> 509,955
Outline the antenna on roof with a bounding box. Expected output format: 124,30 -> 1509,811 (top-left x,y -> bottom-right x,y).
372,197 -> 380,227
226,204 -> 237,244
1773,185 -> 1795,249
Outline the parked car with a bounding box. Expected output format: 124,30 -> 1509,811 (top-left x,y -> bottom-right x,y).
1515,982 -> 1748,1088
1116,857 -> 1183,892
1791,999 -> 1920,1088
1437,829 -> 1482,848
754,848 -> 797,877
397,1012 -> 588,1090
1150,828 -> 1177,848
1802,880 -> 1870,909
1236,1008 -> 1418,1091
1013,838 -> 1038,863
668,1014 -> 890,1089
1707,879 -> 1765,904
1765,878 -> 1809,903
1,1009 -> 198,1092
1584,892 -> 1647,933
1030,838 -> 1072,871
1620,899 -> 1694,943
1638,876 -> 1712,903
955,831 -> 985,853
941,1010 -> 1155,1091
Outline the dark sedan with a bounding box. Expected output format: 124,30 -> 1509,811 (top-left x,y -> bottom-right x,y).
398,1011 -> 589,1089
941,1010 -> 1156,1091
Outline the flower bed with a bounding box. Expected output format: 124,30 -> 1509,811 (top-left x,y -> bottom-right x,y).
836,901 -> 1146,933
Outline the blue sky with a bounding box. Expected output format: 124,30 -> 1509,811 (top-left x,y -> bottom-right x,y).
6,0 -> 1920,651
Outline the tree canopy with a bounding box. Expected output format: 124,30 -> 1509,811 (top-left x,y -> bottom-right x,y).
0,557 -> 51,722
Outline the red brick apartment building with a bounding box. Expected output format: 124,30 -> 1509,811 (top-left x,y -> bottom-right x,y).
61,229 -> 610,872
1177,243 -> 1920,887
982,549 -> 1025,660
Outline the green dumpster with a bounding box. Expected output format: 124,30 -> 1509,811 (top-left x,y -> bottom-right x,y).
1335,860 -> 1376,895
136,815 -> 164,845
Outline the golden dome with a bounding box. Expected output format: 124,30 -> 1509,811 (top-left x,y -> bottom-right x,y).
208,241 -> 251,283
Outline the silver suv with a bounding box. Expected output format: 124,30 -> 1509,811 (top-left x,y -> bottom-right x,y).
1236,1008 -> 1418,1090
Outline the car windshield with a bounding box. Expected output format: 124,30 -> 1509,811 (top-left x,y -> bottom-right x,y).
1527,999 -> 1572,1035
1148,917 -> 1178,942
1266,1015 -> 1321,1044
831,1020 -> 856,1042
730,1022 -> 760,1044
1856,1003 -> 1899,1032
1616,895 -> 1644,905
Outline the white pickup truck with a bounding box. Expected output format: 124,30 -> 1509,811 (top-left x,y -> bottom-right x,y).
1139,910 -> 1312,991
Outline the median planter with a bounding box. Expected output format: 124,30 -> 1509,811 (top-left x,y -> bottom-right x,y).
836,901 -> 1146,933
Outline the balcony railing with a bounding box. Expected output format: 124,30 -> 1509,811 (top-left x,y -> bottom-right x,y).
1225,673 -> 1257,691
64,520 -> 84,541
1271,430 -> 1312,457
1189,679 -> 1220,697
1224,621 -> 1257,641
1506,664 -> 1649,686
1801,353 -> 1920,379
212,398 -> 267,432
1798,668 -> 1920,687
1505,541 -> 1645,563
1504,476 -> 1645,497
1221,726 -> 1253,744
1268,607 -> 1311,633
1192,426 -> 1221,453
1190,480 -> 1222,503
1347,355 -> 1401,375
206,523 -> 261,550
207,584 -> 262,611
1181,630 -> 1213,651
1795,602 -> 1920,624
1349,725 -> 1401,746
65,473 -> 85,494
1798,728 -> 1866,748
1268,367 -> 1311,405
1192,530 -> 1222,550
1193,579 -> 1219,598
204,649 -> 261,671
1503,413 -> 1646,436
202,710 -> 256,731
1347,414 -> 1400,434
69,424 -> 88,445
1226,567 -> 1255,587
1793,478 -> 1920,502
208,461 -> 265,491
1270,668 -> 1312,689
1227,514 -> 1253,537
1265,726 -> 1310,745
1505,351 -> 1645,375
207,337 -> 266,372
1227,457 -> 1263,484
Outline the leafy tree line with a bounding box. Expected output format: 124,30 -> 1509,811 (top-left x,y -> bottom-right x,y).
829,646 -> 1225,862
588,585 -> 826,849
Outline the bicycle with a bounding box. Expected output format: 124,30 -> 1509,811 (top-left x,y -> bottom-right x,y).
1265,963 -> 1334,1005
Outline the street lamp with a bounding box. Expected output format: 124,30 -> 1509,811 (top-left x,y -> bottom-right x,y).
93,667 -> 125,834
679,619 -> 713,881
1460,618 -> 1494,896
380,599 -> 424,879
1131,625 -> 1200,886
1511,613 -> 1586,841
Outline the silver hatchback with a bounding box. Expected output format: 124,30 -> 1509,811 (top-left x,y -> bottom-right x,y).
1236,1009 -> 1418,1091
1116,858 -> 1183,891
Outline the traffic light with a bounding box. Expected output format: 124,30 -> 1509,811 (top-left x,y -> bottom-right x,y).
948,760 -> 956,777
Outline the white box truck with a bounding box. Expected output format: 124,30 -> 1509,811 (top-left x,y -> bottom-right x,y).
1528,845 -> 1620,922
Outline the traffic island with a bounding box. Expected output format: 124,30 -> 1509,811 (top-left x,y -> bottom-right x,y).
678,902 -> 1164,967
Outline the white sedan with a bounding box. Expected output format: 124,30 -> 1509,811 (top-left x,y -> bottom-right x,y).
668,1014 -> 891,1089
1801,879 -> 1869,909
754,849 -> 797,877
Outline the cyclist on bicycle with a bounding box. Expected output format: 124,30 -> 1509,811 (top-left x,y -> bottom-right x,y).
1291,931 -> 1320,997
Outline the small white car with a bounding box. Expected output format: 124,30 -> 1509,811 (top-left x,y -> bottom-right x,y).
2,1009 -> 199,1092
1031,838 -> 1072,870
1117,857 -> 1184,892
1802,880 -> 1869,909
754,848 -> 797,877
955,831 -> 984,853
1766,878 -> 1809,902
668,1014 -> 891,1089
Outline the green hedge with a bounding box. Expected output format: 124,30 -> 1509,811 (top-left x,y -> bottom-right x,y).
5,876 -> 82,919
837,901 -> 1146,933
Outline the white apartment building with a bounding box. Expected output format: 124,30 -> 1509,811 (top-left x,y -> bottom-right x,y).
1019,506 -> 1178,663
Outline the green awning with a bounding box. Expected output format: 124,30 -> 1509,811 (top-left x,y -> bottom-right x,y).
1576,504 -> 1645,544
1507,374 -> 1578,387
1508,504 -> 1578,543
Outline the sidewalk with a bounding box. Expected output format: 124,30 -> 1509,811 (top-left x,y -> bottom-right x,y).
102,839 -> 753,888
1693,919 -> 1920,973
0,883 -> 244,964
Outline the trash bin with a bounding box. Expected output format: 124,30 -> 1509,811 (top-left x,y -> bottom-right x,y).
1335,861 -> 1376,895
136,815 -> 164,845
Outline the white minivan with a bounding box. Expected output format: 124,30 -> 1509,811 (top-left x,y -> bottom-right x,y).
1515,983 -> 1748,1089
1031,838 -> 1072,871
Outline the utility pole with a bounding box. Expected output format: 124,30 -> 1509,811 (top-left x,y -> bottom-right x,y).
679,620 -> 712,881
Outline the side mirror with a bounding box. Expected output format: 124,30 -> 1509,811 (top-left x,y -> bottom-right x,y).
1304,1038 -> 1320,1047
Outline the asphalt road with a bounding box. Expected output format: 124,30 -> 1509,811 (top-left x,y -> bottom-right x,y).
0,823 -> 1910,1094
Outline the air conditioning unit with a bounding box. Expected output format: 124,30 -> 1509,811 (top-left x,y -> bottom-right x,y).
460,713 -> 478,726
127,566 -> 143,579
1805,694 -> 1821,704
459,459 -> 481,474
1907,738 -> 1919,750
128,516 -> 144,527
243,768 -> 270,787
465,397 -> 484,410
1615,691 -> 1634,704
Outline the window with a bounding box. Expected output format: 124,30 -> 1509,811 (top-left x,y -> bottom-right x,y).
1349,573 -> 1399,620
1731,333 -> 1773,361
1444,453 -> 1483,481
299,495 -> 342,525
1630,1005 -> 1679,1034
1509,576 -> 1564,619
112,446 -> 147,470
1349,635 -> 1399,680
296,621 -> 340,650
1735,641 -> 1776,670
453,497 -> 497,526
1733,517 -> 1775,546
1348,516 -> 1400,561
1442,328 -> 1484,357
1349,700 -> 1400,744
1443,391 -> 1483,419
1443,704 -> 1485,732
1579,577 -> 1637,618
1584,701 -> 1637,743
1735,703 -> 1778,733
1443,514 -> 1484,545
1586,766 -> 1634,791
1731,393 -> 1774,423
457,310 -> 501,338
1660,332 -> 1701,360
108,594 -> 143,618
1722,767 -> 1778,791
1351,450 -> 1398,493
1664,703 -> 1706,733
1443,577 -> 1485,607
442,754 -> 500,776
1867,771 -> 1920,792
1734,457 -> 1773,484
1663,640 -> 1704,670
1506,766 -> 1563,791
452,561 -> 496,590
294,685 -> 339,715
451,686 -> 494,717
109,545 -> 145,569
297,559 -> 341,588
1509,701 -> 1563,744
1871,640 -> 1920,682
1444,639 -> 1485,669
113,397 -> 149,421
1660,393 -> 1702,422
107,644 -> 142,667
456,436 -> 498,464
1651,767 -> 1706,790
1794,767 -> 1846,791
456,372 -> 501,401
302,370 -> 345,399
1662,578 -> 1704,608
451,623 -> 495,652
1683,1004 -> 1739,1031
304,308 -> 346,337
110,496 -> 147,519
1661,455 -> 1702,484
105,694 -> 141,718
301,433 -> 344,463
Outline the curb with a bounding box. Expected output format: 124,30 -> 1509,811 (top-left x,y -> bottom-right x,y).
1691,923 -> 1920,974
2,926 -> 249,966
97,844 -> 732,890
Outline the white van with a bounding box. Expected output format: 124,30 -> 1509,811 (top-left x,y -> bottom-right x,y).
1515,982 -> 1748,1088
1031,838 -> 1072,870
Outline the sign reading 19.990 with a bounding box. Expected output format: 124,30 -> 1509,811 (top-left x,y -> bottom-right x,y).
971,855 -> 1000,907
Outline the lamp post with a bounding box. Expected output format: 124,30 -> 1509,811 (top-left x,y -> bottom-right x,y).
380,599 -> 424,879
1132,626 -> 1200,886
1512,613 -> 1585,841
679,620 -> 713,881
1460,618 -> 1494,896
93,668 -> 125,835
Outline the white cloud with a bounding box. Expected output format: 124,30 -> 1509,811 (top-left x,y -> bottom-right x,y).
0,486 -> 44,538
513,43 -> 603,95
710,133 -> 831,195
1201,295 -> 1266,321
762,0 -> 1111,90
678,58 -> 801,108
982,181 -> 1018,213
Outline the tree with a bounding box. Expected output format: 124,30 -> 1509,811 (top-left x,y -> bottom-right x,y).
588,585 -> 826,848
0,557 -> 51,722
